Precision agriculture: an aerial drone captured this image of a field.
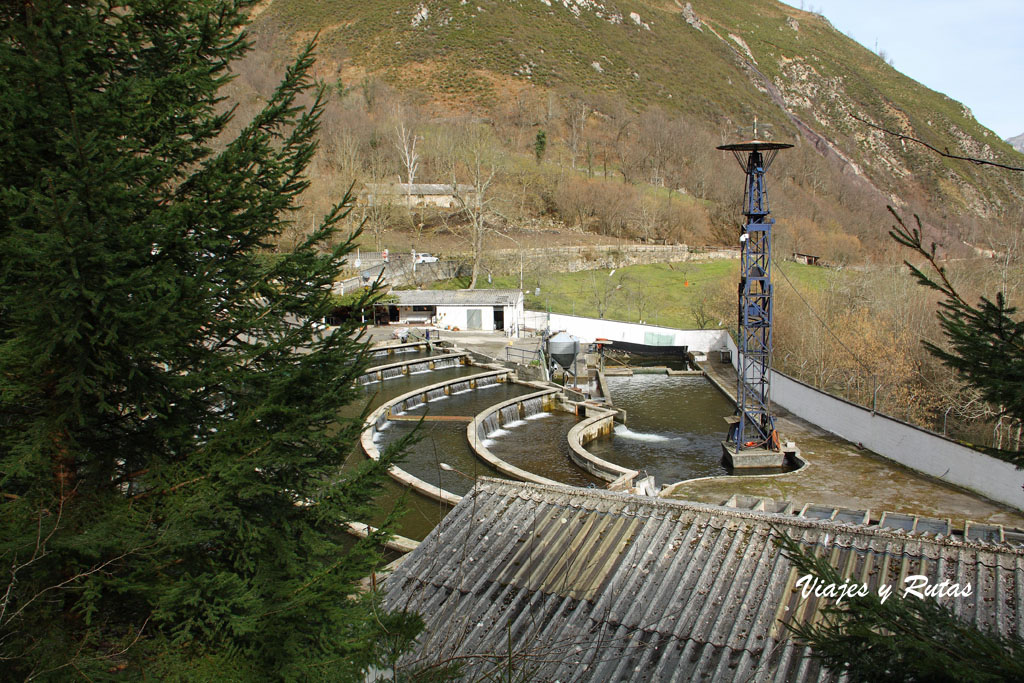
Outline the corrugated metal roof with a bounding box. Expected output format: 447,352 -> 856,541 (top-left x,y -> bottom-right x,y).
383,478 -> 1024,682
391,289 -> 523,307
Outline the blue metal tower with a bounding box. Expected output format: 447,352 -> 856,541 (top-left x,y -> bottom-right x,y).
717,136 -> 792,459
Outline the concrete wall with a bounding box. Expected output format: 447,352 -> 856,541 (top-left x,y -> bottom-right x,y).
361,367 -> 513,506
771,371 -> 1024,509
720,331 -> 1024,510
566,408 -> 638,487
467,389 -> 564,487
528,313 -> 1023,509
484,244 -> 738,276
526,311 -> 731,354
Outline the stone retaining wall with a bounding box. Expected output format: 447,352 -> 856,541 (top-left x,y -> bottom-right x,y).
482,244 -> 737,276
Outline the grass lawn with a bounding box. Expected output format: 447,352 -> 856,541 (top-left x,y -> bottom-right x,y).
431,259 -> 831,329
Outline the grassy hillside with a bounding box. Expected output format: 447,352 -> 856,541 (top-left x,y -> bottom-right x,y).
254,0 -> 1023,218
430,259 -> 829,328
693,0 -> 1020,212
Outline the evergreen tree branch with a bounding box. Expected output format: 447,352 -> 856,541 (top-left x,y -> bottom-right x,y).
775,529 -> 1024,682
888,207 -> 1024,458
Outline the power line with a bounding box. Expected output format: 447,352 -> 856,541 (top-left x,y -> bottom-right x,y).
770,256 -> 875,379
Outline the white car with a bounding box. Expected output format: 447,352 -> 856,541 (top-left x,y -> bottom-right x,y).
413,253 -> 438,264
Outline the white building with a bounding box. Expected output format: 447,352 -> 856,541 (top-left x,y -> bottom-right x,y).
383,289 -> 524,335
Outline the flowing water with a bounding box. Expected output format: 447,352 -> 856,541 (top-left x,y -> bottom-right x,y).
370,346 -> 433,361
372,382 -> 541,519
351,364 -> 480,416
399,380 -> 535,419
586,374 -> 737,486
341,363 -> 487,541
380,366 -> 405,380
430,357 -> 460,370
377,421 -> 504,497
486,410 -> 605,488
347,362 -> 765,541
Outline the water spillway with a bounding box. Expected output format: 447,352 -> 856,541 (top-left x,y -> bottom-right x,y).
585,374 -> 738,485
485,409 -> 604,488
399,379 -> 532,420
353,345 -> 779,543
344,363 -> 481,417
342,356 -> 489,541
354,351 -> 467,386
373,380 -> 540,496
370,344 -> 434,360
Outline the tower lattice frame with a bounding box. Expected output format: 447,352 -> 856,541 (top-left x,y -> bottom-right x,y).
717,140 -> 791,451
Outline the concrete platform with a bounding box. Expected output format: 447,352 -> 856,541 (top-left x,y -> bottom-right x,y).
683,359 -> 1024,528
721,441 -> 787,468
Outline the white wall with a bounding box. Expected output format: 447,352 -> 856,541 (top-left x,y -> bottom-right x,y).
771,371 -> 1024,509
530,311 -> 731,353
721,331 -> 1024,509
434,305 -> 493,331
433,303 -> 523,332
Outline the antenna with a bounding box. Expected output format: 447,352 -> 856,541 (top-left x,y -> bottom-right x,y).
716,123 -> 793,468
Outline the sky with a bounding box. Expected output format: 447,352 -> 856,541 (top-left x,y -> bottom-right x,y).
778,0 -> 1024,140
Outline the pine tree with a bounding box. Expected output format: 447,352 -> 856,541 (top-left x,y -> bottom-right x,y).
534,130 -> 547,164
777,532 -> 1024,682
0,1 -> 419,678
890,208 -> 1024,459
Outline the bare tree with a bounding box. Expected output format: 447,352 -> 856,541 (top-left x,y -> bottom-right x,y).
447,125 -> 500,289
563,93 -> 589,170
614,116 -> 644,185
619,273 -> 651,323
585,270 -> 620,319
394,120 -> 420,186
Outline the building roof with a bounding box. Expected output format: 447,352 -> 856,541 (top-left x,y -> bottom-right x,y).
383,478 -> 1024,682
364,183 -> 475,195
390,289 -> 523,307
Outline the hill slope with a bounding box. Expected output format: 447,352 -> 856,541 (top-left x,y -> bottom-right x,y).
1008,132 -> 1024,154
251,0 -> 1023,220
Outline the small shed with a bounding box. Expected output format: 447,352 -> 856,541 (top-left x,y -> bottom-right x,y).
792,252 -> 821,266
363,183 -> 476,209
382,289 -> 524,334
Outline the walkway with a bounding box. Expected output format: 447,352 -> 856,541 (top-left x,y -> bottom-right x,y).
668,358 -> 1024,528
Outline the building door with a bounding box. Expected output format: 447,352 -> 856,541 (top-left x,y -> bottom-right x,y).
493,306 -> 504,331
466,309 -> 482,330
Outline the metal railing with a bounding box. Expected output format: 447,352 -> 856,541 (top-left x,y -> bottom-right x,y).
505,346 -> 540,365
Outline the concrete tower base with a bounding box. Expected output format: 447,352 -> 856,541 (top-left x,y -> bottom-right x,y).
721,441 -> 787,468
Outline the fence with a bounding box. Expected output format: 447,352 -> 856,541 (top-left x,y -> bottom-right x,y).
525,311 -> 1024,509
719,332 -> 1024,509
